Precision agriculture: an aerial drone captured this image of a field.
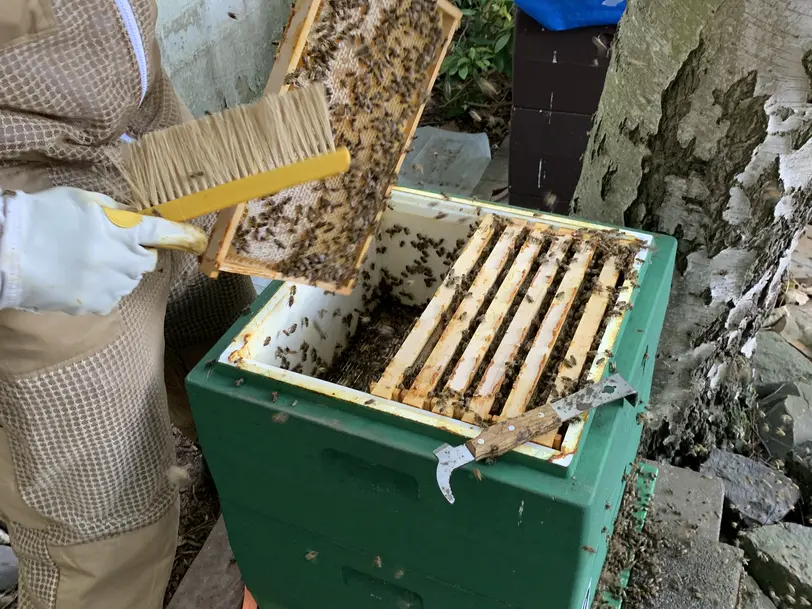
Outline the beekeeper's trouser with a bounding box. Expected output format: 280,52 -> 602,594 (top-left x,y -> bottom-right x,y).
0,166 -> 255,609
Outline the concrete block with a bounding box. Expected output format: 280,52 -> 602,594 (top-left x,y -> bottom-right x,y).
788,441 -> 812,501
637,532 -> 743,609
742,523 -> 812,608
754,332 -> 812,387
757,383 -> 812,459
645,460 -> 724,541
739,574 -> 777,609
700,449 -> 800,526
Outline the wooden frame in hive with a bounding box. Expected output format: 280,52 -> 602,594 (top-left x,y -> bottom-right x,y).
370,214 -> 645,451
201,0 -> 462,293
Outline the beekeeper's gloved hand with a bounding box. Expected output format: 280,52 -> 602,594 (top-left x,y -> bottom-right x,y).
0,186 -> 208,315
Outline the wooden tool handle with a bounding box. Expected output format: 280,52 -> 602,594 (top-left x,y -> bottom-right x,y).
465,404 -> 563,460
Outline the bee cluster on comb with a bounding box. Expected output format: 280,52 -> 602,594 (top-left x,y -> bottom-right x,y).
231,0 -> 449,289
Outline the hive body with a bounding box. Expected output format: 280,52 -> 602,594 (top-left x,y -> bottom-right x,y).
188,189 -> 677,609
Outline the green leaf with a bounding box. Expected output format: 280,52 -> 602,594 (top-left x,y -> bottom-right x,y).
494,33 -> 511,53
435,0 -> 513,106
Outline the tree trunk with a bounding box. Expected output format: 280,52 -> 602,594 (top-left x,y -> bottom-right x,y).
573,0 -> 812,461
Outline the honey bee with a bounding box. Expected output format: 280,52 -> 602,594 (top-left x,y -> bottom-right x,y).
204,359 -> 216,379
592,35 -> 609,54
636,411 -> 653,425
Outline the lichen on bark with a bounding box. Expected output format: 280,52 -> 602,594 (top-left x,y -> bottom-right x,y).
573,0 -> 812,462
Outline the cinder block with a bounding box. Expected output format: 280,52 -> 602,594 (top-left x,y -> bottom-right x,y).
637,533 -> 743,609
645,461 -> 725,541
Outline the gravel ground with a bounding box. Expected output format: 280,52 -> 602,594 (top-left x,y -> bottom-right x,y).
163,428 -> 220,606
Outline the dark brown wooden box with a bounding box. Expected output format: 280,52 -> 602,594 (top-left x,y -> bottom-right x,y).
509,9 -> 615,214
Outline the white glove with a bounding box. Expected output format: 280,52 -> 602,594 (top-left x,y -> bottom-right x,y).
0,186 -> 208,315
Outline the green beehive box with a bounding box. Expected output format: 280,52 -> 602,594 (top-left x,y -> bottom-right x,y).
187,187 -> 676,609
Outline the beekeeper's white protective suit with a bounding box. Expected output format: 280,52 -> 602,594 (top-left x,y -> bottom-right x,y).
0,2 -> 255,607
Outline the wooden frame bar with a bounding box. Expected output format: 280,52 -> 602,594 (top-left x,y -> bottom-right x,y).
534,256 -> 620,445
402,222 -> 526,410
463,235 -> 572,422
367,213 -> 643,452
499,242 -> 597,419
434,225 -> 549,415
370,214 -> 496,400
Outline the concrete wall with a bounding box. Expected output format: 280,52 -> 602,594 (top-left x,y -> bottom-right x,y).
155,0 -> 291,117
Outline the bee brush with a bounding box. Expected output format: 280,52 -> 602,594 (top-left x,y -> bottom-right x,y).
116,84 -> 350,222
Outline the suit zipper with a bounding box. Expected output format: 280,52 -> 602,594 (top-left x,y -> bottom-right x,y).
113,0 -> 149,104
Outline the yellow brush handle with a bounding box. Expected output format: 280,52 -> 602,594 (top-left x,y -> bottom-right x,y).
104,207 -> 142,229
102,207 -> 209,255
141,148 -> 351,222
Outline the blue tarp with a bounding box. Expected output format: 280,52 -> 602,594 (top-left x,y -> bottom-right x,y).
514,0 -> 626,31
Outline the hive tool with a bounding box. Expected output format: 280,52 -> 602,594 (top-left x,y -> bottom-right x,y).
433,374 -> 638,504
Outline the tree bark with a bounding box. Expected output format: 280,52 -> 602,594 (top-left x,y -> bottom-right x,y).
573,0 -> 812,461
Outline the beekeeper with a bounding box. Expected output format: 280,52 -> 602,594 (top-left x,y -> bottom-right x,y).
0,3 -> 255,608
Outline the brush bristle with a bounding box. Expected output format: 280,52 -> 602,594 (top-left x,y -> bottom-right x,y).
121,84 -> 335,209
